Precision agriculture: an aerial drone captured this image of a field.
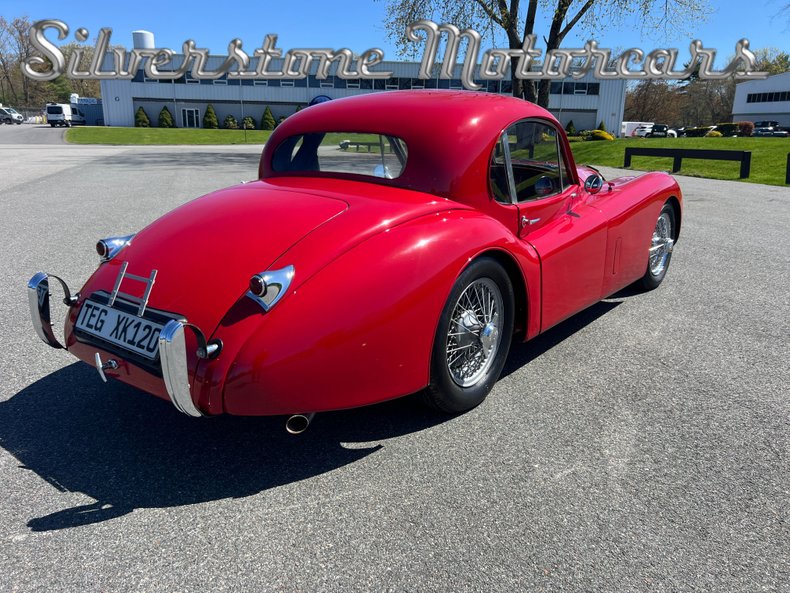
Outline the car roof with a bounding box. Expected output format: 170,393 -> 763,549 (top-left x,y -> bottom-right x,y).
260,90 -> 563,204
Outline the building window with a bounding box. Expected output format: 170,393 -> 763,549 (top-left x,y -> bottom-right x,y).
449,79 -> 464,89
281,80 -> 295,87
181,108 -> 200,128
254,80 -> 268,86
399,78 -> 412,90
185,73 -> 199,84
213,78 -> 228,85
747,90 -> 790,103
385,78 -> 399,90
411,78 -> 425,89
320,77 -> 334,88
346,79 -> 361,89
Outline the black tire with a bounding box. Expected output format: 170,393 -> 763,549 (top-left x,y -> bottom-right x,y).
639,202 -> 676,290
423,257 -> 515,413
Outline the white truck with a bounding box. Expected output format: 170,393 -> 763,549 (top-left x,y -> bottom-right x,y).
45,103 -> 86,127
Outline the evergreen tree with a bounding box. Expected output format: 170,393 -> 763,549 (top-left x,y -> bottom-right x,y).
135,106 -> 150,128
158,105 -> 175,128
597,120 -> 607,132
223,114 -> 239,129
261,106 -> 276,130
565,119 -> 576,136
241,115 -> 256,130
203,104 -> 219,129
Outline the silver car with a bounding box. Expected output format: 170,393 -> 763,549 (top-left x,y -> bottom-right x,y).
0,106 -> 23,125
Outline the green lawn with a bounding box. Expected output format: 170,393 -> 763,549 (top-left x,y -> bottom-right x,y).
66,127 -> 275,145
569,137 -> 790,186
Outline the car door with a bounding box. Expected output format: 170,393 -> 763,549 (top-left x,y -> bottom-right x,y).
495,119 -> 607,332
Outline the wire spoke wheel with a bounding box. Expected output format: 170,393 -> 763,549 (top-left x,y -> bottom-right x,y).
445,278 -> 504,387
649,211 -> 674,277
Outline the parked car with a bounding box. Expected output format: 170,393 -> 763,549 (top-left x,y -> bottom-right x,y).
0,106 -> 23,124
753,127 -> 789,137
646,124 -> 677,138
753,120 -> 780,130
27,91 -> 682,432
634,124 -> 654,137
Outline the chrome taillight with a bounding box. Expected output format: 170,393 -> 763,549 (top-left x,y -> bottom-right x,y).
96,234 -> 134,263
247,265 -> 294,311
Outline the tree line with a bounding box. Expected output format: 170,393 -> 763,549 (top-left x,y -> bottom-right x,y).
0,16 -> 100,111
624,49 -> 790,127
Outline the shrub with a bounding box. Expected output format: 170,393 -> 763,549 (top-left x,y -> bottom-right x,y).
565,119 -> 577,136
597,120 -> 607,132
685,126 -> 712,137
566,136 -> 585,143
261,106 -> 276,130
241,115 -> 256,130
714,122 -> 738,136
737,121 -> 754,137
158,105 -> 175,128
203,104 -> 219,129
134,106 -> 150,128
588,129 -> 614,141
705,130 -> 723,137
223,114 -> 239,129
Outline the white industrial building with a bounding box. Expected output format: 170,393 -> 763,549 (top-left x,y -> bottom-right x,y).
100,32 -> 626,132
732,71 -> 790,127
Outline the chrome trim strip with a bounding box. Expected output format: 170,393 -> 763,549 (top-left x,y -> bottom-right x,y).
246,265 -> 295,312
108,263 -> 158,317
108,261 -> 128,307
159,320 -> 203,417
27,272 -> 65,349
500,131 -> 517,205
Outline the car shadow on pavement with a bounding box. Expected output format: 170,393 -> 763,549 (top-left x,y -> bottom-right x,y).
0,365 -> 449,532
501,299 -> 622,378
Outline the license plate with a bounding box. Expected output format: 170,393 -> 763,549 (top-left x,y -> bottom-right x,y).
75,300 -> 163,359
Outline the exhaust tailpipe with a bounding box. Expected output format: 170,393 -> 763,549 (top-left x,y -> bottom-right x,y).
285,412 -> 315,435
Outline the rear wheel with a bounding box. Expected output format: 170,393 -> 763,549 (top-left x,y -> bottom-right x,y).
423,257 -> 514,413
640,202 -> 676,290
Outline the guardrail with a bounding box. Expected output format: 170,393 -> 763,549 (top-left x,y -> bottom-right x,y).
624,147 -> 752,179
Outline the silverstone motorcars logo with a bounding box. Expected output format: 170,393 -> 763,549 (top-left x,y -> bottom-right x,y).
21,19 -> 768,89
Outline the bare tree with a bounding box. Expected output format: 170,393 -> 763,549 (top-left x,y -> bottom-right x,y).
382,0 -> 711,107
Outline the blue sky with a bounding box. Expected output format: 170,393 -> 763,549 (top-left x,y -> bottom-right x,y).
4,0 -> 788,67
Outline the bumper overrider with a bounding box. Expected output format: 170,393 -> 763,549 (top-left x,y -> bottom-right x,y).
27,272 -> 218,418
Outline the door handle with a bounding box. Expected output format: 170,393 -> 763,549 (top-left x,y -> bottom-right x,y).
521,216 -> 540,227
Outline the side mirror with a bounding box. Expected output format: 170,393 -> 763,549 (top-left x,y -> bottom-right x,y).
584,173 -> 604,194
534,176 -> 555,197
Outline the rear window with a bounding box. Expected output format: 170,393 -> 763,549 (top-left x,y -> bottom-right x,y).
272,133 -> 408,179
47,105 -> 63,115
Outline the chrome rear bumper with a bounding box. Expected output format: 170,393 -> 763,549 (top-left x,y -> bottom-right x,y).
29,272 -> 210,418
158,320 -> 204,417
27,271 -> 74,349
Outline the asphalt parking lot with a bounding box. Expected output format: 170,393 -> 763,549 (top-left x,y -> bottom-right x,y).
0,137 -> 788,593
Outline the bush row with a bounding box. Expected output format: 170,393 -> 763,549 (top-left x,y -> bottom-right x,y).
134,104 -> 286,129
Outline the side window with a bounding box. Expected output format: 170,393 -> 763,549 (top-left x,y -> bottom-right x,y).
505,121 -> 571,202
489,137 -> 511,203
